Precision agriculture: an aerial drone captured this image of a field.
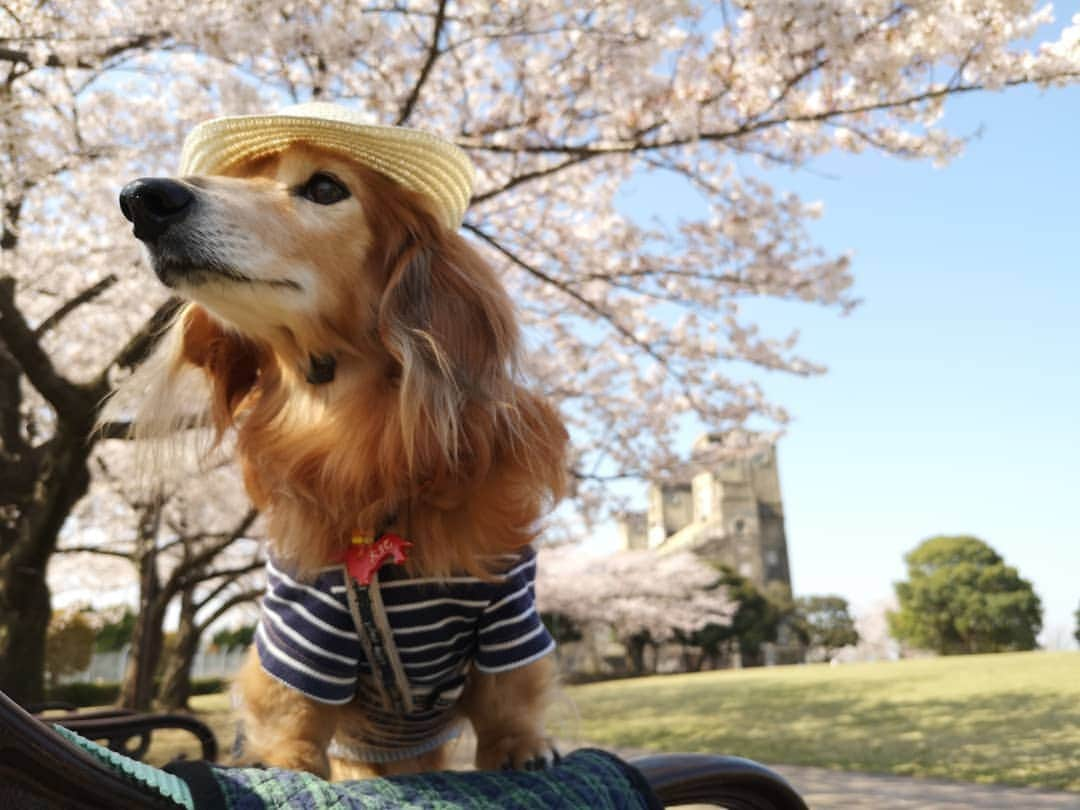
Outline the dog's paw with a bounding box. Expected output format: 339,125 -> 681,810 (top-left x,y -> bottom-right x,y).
476,734 -> 561,772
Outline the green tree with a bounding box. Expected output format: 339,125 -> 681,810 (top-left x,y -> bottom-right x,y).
1074,601 -> 1079,646
694,569 -> 786,668
793,595 -> 860,659
45,609 -> 96,689
95,607 -> 136,653
210,625 -> 256,653
888,536 -> 1042,655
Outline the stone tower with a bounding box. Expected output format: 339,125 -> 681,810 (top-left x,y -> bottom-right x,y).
621,436 -> 792,591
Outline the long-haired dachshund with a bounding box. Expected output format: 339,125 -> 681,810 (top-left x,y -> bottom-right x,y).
116,127 -> 567,779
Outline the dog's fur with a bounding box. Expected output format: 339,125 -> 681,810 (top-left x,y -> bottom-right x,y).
120,143 -> 568,777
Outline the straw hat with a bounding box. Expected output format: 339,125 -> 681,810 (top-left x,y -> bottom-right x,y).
178,102 -> 475,229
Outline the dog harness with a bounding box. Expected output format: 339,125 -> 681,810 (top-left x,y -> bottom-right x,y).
254,545 -> 554,762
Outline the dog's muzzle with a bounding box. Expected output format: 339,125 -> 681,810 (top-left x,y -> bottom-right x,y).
119,177 -> 195,243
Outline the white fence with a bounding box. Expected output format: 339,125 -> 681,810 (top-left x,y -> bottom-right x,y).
61,645 -> 247,685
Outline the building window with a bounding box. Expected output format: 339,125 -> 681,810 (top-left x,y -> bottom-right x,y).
733,518 -> 745,535
765,549 -> 779,566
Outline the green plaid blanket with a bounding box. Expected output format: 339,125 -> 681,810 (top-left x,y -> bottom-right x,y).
177,750 -> 659,810
55,724 -> 659,809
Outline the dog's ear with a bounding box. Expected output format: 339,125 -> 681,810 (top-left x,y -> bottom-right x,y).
177,304 -> 265,434
377,214 -> 519,477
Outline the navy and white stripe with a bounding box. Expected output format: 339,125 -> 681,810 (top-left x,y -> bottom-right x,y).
254,546 -> 555,757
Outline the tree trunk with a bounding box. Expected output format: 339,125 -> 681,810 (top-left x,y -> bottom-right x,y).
0,432 -> 93,706
625,633 -> 648,676
157,592 -> 199,711
0,564 -> 51,705
118,502 -> 166,710
118,602 -> 166,710
647,641 -> 660,673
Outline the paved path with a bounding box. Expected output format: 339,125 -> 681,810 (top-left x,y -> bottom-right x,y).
606,744 -> 1080,809
449,731 -> 1079,808
743,763 -> 1080,809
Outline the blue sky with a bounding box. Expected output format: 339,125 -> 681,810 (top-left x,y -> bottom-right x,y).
608,21 -> 1080,647
761,78 -> 1079,649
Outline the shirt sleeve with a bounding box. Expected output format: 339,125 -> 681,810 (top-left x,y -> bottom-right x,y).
254,559 -> 361,704
474,547 -> 556,673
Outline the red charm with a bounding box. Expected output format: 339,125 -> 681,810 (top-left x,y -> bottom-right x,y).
340,533 -> 411,585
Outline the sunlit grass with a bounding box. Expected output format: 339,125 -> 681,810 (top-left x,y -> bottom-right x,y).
144,652 -> 1079,790
144,691 -> 233,766
566,651 -> 1080,791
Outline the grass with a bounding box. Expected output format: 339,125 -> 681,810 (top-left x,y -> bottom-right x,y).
144,692 -> 234,766
142,651 -> 1079,791
564,651 -> 1080,791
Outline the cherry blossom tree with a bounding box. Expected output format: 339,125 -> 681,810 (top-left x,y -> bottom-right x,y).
4,0 -> 1080,701
55,454 -> 262,709
537,547 -> 733,673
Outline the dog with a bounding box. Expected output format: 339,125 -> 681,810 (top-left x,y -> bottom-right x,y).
116,123 -> 568,779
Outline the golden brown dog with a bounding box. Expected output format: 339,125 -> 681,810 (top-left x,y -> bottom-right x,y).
117,142 -> 567,778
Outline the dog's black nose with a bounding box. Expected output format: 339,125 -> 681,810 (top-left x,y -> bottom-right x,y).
119,178 -> 195,242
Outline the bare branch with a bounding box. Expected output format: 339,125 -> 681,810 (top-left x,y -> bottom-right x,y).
0,276 -> 93,420
463,225 -> 669,368
0,33 -> 168,71
395,0 -> 448,125
197,587 -> 262,633
460,72 -> 1080,168
95,420 -> 134,440
471,153 -> 593,205
0,342 -> 26,455
194,559 -> 264,607
104,296 -> 183,375
34,274 -> 118,338
56,545 -> 135,559
96,411 -> 212,442
171,508 -> 259,582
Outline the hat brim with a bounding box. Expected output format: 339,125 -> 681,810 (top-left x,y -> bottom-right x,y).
179,114 -> 474,229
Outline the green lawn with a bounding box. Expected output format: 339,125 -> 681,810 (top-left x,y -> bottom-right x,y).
564,651 -> 1080,791
144,691 -> 234,766
146,652 -> 1079,790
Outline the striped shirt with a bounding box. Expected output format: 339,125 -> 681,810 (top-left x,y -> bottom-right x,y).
254,546 -> 554,761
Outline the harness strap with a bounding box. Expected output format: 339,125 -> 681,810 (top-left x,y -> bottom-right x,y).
343,566 -> 415,715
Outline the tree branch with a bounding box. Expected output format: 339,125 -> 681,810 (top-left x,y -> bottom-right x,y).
0,33 -> 168,71
171,508 -> 259,582
0,343 -> 26,456
463,225 -> 670,368
460,72 -> 1080,164
96,411 -> 212,442
103,296 -> 183,375
0,276 -> 92,420
197,588 -> 262,633
471,153 -> 593,205
95,420 -> 134,440
194,559 -> 264,608
395,0 -> 448,125
56,545 -> 135,559
34,274 -> 118,338
463,225 -> 715,417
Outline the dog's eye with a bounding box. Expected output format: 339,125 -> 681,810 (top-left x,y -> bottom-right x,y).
300,173 -> 350,205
